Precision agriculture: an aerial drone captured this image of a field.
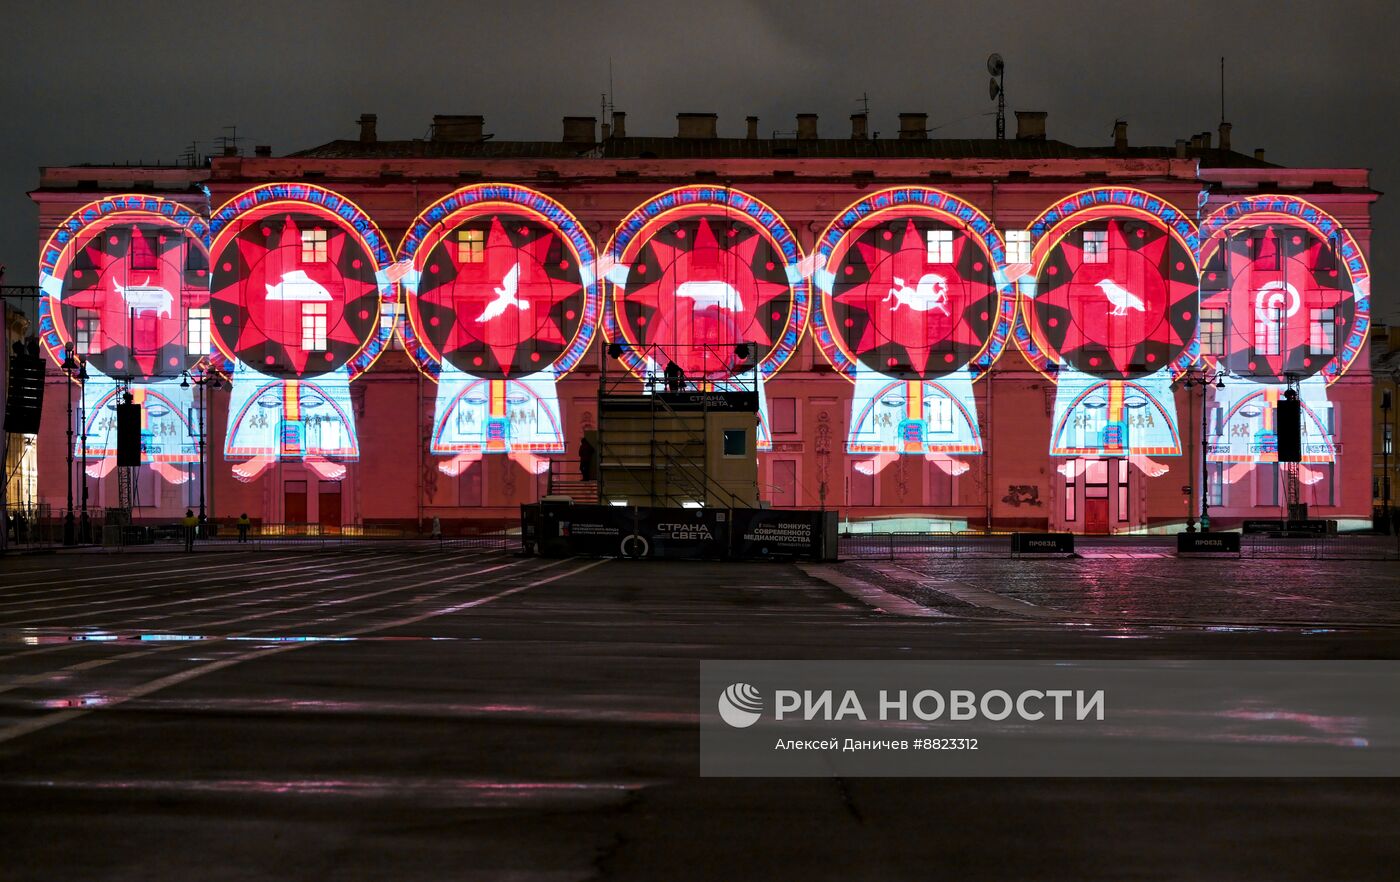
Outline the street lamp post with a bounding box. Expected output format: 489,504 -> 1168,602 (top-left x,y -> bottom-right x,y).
1183,368 -> 1228,532
77,357 -> 89,543
1383,389 -> 1392,532
62,344 -> 75,545
184,368 -> 219,536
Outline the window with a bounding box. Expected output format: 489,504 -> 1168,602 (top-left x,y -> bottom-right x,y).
925,229 -> 953,264
722,429 -> 747,457
457,229 -> 485,263
849,463 -> 875,506
1254,313 -> 1281,356
130,232 -> 158,271
133,313 -> 159,354
1005,229 -> 1031,264
1207,461 -> 1225,507
1256,463 -> 1280,507
1063,465 -> 1077,521
1309,308 -> 1335,355
1200,308 -> 1225,357
1308,464 -> 1336,507
133,465 -> 158,508
770,397 -> 797,435
1116,458 -> 1129,522
1083,229 -> 1109,264
459,461 -> 483,506
188,307 -> 210,355
927,462 -> 952,506
772,459 -> 798,507
927,395 -> 954,435
301,302 -> 328,351
301,228 -> 328,263
380,302 -> 403,350
75,309 -> 100,355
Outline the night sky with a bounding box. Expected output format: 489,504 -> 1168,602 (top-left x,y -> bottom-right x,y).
3,0 -> 1394,323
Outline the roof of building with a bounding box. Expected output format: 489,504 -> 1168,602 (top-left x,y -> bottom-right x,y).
288,136 -> 1276,167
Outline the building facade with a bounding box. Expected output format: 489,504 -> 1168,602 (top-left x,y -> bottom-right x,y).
27,110 -> 1378,533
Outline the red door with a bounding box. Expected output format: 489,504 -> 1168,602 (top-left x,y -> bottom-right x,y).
318,481 -> 342,533
284,480 -> 307,530
1085,498 -> 1110,534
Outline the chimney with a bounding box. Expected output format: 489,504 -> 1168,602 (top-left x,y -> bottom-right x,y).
254,145 -> 272,158
431,115 -> 484,142
222,145 -> 238,157
1014,111 -> 1047,140
746,116 -> 758,140
600,120 -> 611,140
1112,120 -> 1128,150
612,111 -> 626,139
898,113 -> 928,140
1218,121 -> 1232,152
1201,131 -> 1212,150
796,113 -> 818,140
562,116 -> 596,144
358,113 -> 378,144
677,113 -> 718,138
1190,133 -> 1203,150
1175,138 -> 1188,159
850,113 -> 868,140
1254,148 -> 1266,162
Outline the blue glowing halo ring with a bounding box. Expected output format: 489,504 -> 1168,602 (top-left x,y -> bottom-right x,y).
36,194 -> 212,377
811,187 -> 1014,382
602,186 -> 808,382
396,184 -> 601,380
1196,195 -> 1370,385
208,183 -> 397,382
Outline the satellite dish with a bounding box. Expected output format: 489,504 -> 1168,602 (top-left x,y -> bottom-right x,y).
987,53 -> 1004,76
989,78 -> 1001,100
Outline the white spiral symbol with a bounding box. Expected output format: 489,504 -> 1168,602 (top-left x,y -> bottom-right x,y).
1254,281 -> 1300,324
717,682 -> 764,728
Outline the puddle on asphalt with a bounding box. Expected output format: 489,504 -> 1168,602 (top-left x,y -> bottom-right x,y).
7,631 -> 457,646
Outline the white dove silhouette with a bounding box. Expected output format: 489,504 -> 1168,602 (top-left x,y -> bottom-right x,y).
1096,278 -> 1145,316
474,263 -> 529,323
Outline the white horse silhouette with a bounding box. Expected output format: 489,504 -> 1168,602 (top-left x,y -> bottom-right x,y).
885,273 -> 949,314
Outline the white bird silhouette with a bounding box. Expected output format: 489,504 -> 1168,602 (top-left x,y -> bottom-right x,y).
1096,278 -> 1145,316
475,263 -> 529,323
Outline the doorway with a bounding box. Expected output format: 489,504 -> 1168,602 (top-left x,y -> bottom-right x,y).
284,480 -> 308,528
1062,457 -> 1132,534
318,481 -> 342,533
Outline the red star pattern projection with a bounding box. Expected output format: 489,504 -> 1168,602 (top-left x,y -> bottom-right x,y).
828,218 -> 997,377
413,214 -> 585,378
1032,218 -> 1197,379
58,221 -> 209,380
616,215 -> 791,379
210,211 -> 380,378
1199,225 -> 1355,382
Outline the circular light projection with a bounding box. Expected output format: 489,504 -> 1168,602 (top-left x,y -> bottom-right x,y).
1197,195 -> 1369,385
37,195 -> 211,381
811,187 -> 1014,380
208,184 -> 396,381
1019,188 -> 1200,381
603,187 -> 807,383
398,184 -> 599,380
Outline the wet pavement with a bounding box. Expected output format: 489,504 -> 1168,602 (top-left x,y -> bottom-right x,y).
0,546 -> 1397,880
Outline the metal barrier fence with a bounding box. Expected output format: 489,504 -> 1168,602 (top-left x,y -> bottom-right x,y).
838,532 -> 1012,560
77,522 -> 523,554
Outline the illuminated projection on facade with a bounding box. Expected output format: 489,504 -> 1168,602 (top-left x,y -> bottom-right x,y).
1018,188 -> 1199,475
36,195 -> 212,485
1197,195 -> 1370,496
602,187 -> 808,449
811,188 -> 1014,476
208,184 -> 398,482
399,185 -> 600,476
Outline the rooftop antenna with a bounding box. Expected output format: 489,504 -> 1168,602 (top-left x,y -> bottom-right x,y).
1219,56 -> 1226,124
216,125 -> 246,157
857,92 -> 870,114
987,53 -> 1006,140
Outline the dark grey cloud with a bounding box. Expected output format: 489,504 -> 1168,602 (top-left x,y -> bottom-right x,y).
3,0 -> 1394,321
